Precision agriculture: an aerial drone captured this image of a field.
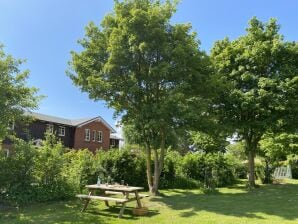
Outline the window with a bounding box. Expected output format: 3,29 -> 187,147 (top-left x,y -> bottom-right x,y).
46,124 -> 54,133
85,129 -> 90,141
97,131 -> 103,142
92,130 -> 96,142
58,126 -> 65,136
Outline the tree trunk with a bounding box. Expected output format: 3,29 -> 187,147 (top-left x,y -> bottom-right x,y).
151,149 -> 160,195
149,130 -> 166,196
145,142 -> 153,193
248,149 -> 256,188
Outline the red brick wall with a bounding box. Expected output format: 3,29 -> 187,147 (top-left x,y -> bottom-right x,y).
73,120 -> 111,152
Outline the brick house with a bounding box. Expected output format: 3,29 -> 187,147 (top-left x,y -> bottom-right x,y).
3,112 -> 120,152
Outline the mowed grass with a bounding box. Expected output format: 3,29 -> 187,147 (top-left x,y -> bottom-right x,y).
1,179 -> 298,224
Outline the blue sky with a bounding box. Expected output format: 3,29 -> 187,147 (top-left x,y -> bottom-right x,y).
0,0 -> 297,126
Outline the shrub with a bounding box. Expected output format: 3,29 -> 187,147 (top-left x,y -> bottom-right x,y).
93,149 -> 147,188
180,152 -> 236,188
288,155 -> 298,179
0,138 -> 242,205
180,152 -> 206,181
33,133 -> 71,202
206,153 -> 235,187
63,149 -> 96,194
225,154 -> 247,179
159,150 -> 181,188
0,139 -> 37,205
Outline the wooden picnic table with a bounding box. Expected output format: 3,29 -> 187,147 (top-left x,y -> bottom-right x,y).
77,184 -> 148,218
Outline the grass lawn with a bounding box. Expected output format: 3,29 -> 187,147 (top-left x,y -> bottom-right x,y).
1,179 -> 298,224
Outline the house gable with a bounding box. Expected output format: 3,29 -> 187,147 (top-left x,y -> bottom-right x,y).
73,119 -> 111,152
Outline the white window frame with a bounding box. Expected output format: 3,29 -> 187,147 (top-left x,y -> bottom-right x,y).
58,126 -> 65,136
97,131 -> 103,143
92,130 -> 96,142
46,124 -> 54,133
85,129 -> 90,141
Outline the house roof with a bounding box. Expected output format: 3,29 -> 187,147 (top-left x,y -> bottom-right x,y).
26,112 -> 116,133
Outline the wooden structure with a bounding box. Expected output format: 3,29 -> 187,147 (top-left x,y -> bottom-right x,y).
77,184 -> 149,218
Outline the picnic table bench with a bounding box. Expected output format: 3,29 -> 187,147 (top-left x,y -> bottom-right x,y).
76,184 -> 149,218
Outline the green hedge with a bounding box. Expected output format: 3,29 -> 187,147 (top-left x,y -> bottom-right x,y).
0,136 -> 240,205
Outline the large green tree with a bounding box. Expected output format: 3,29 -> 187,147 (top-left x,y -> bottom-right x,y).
68,0 -> 209,194
211,18 -> 298,187
0,45 -> 40,140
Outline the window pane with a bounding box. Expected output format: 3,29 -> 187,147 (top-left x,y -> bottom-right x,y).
97,131 -> 102,142
59,126 -> 65,136
85,129 -> 90,141
92,130 -> 96,141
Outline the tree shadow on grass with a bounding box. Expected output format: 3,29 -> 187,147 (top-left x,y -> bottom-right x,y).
0,198 -> 159,224
0,200 -> 110,224
151,182 -> 298,221
85,204 -> 159,220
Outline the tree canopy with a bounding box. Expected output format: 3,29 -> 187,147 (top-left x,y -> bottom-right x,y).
0,45 -> 40,140
210,17 -> 298,187
68,0 -> 210,194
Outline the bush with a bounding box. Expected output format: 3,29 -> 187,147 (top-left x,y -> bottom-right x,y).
0,138 -> 241,205
159,150 -> 182,188
225,154 -> 247,179
0,139 -> 37,205
93,149 -> 147,188
180,152 -> 206,181
33,134 -> 71,202
63,149 -> 96,194
180,152 -> 236,188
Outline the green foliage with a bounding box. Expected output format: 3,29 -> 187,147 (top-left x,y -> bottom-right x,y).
33,133 -> 71,201
226,141 -> 247,161
63,149 -> 96,193
163,151 -> 238,188
0,134 -> 71,205
160,150 -> 187,188
211,17 -> 298,186
190,131 -> 229,153
0,45 -> 40,140
288,155 -> 298,179
257,133 -> 298,183
68,0 -> 211,193
93,149 -> 147,187
0,140 -> 36,205
226,153 -> 247,179
0,139 -> 242,206
260,133 -> 298,161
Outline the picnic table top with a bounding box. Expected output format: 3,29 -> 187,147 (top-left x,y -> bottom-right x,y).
85,184 -> 144,192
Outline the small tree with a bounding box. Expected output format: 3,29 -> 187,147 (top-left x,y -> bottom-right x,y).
259,132 -> 298,183
211,18 -> 298,187
68,0 -> 209,195
0,44 -> 40,140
